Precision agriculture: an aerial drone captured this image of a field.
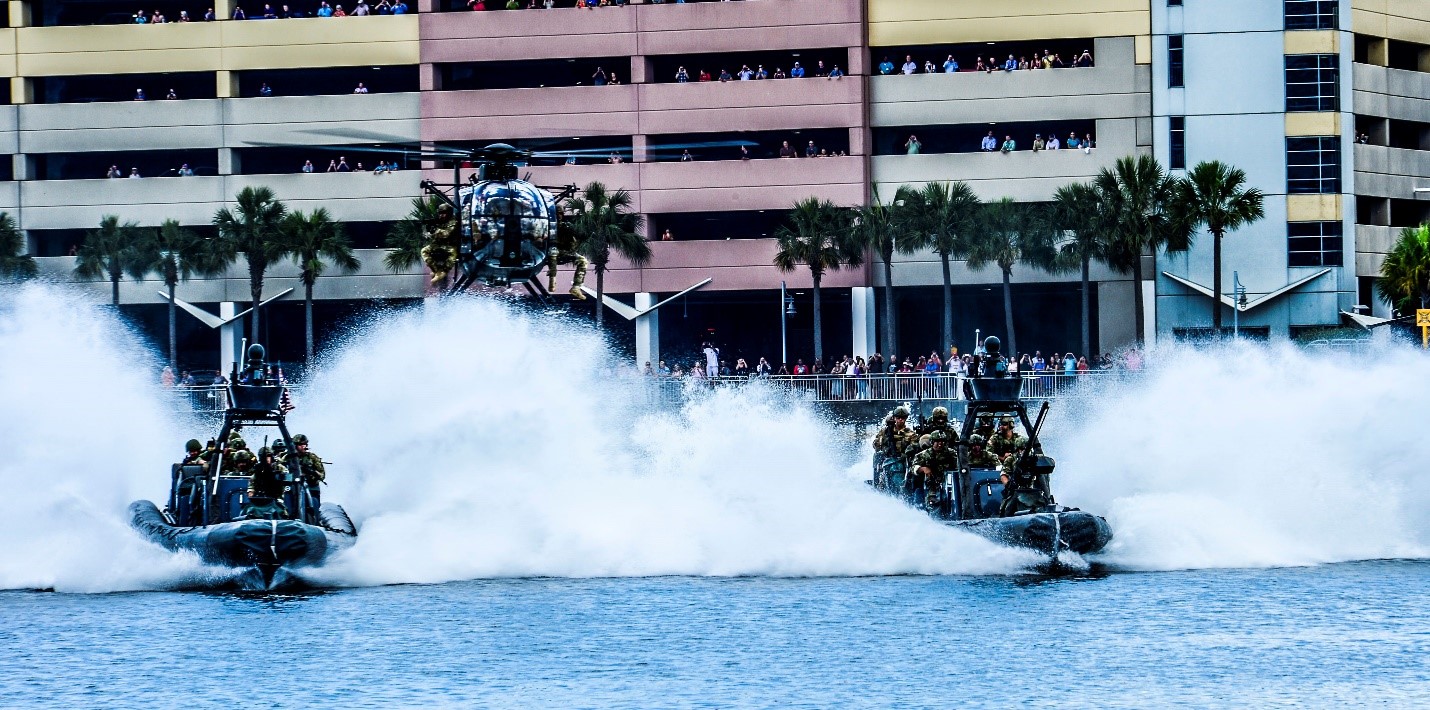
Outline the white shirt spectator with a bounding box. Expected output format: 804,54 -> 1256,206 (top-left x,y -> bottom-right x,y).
703,346 -> 719,378
901,61 -> 918,75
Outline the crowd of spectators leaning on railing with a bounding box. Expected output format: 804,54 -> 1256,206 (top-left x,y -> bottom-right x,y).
129,1 -> 409,22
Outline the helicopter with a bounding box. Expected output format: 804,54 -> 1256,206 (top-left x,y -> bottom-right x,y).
246,130 -> 754,297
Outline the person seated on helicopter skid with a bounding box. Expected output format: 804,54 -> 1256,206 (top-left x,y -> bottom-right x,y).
871,407 -> 918,491
998,449 -> 1052,517
915,406 -> 960,449
911,430 -> 959,509
243,447 -> 291,520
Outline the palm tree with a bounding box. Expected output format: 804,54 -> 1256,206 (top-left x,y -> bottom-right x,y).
0,212 -> 37,282
1377,223 -> 1430,312
855,186 -> 906,356
213,186 -> 288,344
1051,182 -> 1116,358
895,181 -> 982,353
965,198 -> 1057,358
1093,155 -> 1192,344
275,208 -> 361,361
384,196 -> 445,273
131,220 -> 223,371
74,215 -> 144,306
774,197 -> 862,363
570,181 -> 649,328
1174,160 -> 1267,331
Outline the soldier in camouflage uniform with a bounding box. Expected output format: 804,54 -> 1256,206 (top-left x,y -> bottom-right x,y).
915,406 -> 960,448
180,439 -> 208,471
421,204 -> 462,286
546,221 -> 588,299
999,451 -> 1050,517
989,417 -> 1028,462
911,430 -> 959,508
223,436 -> 253,474
286,434 -> 327,508
244,446 -> 290,519
972,413 -> 996,441
963,434 -> 1002,469
872,407 -> 918,491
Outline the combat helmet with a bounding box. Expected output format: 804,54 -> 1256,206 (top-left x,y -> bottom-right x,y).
230,437 -> 247,450
231,450 -> 253,464
257,446 -> 273,460
185,439 -> 202,453
930,406 -> 948,420
928,430 -> 949,443
891,406 -> 910,419
292,434 -> 309,446
999,417 -> 1015,428
967,434 -> 987,446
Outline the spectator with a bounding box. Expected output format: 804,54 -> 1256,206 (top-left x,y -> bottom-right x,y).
353,0 -> 369,14
943,55 -> 959,73
772,67 -> 786,79
591,67 -> 607,86
904,134 -> 921,155
134,88 -> 146,101
923,59 -> 936,74
974,57 -> 987,72
756,357 -> 772,377
262,3 -> 277,17
333,4 -> 346,16
719,68 -> 732,82
177,163 -> 195,176
134,11 -> 148,23
661,229 -> 674,241
755,65 -> 768,80
259,83 -> 274,97
1066,133 -> 1080,149
317,1 -> 333,15
1046,134 -> 1060,150
608,72 -> 620,86
1018,56 -> 1030,71
302,160 -> 315,173
1076,356 -> 1090,372
675,66 -> 689,83
805,140 -> 818,158
1003,55 -> 1017,72
738,65 -> 753,81
1075,49 -> 1093,68
374,0 -> 390,14
162,367 -> 176,387
129,167 -> 142,178
326,159 -> 338,172
813,61 -> 828,78
793,359 -> 808,375
680,150 -> 693,162
232,5 -> 246,19
178,10 -> 191,21
1000,135 -> 1016,153
392,0 -> 408,13
790,62 -> 805,78
698,69 -> 711,82
878,56 -> 895,75
1032,134 -> 1045,152
353,82 -> 369,94
739,145 -> 750,160
734,359 -> 749,377
828,65 -> 843,79
107,165 -> 123,179
779,140 -> 796,158
354,162 -> 366,171
165,88 -> 178,100
336,156 -> 351,171
1084,133 -> 1096,151
204,7 -> 216,20
980,131 -> 998,152
901,55 -> 918,74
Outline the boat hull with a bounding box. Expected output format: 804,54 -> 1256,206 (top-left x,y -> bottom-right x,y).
128,500 -> 356,588
950,510 -> 1112,557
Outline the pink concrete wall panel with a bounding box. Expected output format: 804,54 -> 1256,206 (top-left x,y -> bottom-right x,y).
600,239 -> 867,294
420,9 -> 637,63
421,86 -> 639,141
637,78 -> 863,134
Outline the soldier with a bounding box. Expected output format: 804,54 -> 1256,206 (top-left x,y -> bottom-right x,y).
546,221 -> 588,300
972,412 -> 997,441
223,436 -> 253,473
420,203 -> 461,286
964,434 -> 1002,469
916,406 -> 960,448
999,452 -> 1050,517
180,439 -> 207,470
199,439 -> 221,465
287,434 -> 327,508
871,407 -> 918,491
244,447 -> 290,519
989,417 -> 1028,462
911,430 -> 959,508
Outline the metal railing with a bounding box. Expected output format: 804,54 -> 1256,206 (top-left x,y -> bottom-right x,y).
167,385 -> 230,414
641,371 -> 1116,404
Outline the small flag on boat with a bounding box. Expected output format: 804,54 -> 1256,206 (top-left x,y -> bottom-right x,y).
277,368 -> 296,413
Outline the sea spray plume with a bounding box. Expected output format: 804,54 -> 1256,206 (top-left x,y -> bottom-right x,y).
1048,341 -> 1430,571
0,283 -> 214,591
298,297 -> 1033,585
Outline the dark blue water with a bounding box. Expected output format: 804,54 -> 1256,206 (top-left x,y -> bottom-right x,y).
3,561 -> 1427,708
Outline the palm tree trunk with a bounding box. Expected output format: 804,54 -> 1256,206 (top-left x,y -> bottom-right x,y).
1002,267 -> 1016,358
1211,229 -> 1223,332
812,270 -> 824,364
304,281 -> 315,362
881,247 -> 896,356
250,266 -> 263,345
1132,253 -> 1146,345
1080,254 -> 1091,358
168,282 -> 178,371
940,252 -> 954,353
110,266 -> 121,306
595,266 -> 605,329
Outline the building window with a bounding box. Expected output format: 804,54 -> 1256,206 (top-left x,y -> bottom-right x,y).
1288,221 -> 1343,266
1287,137 -> 1340,193
1285,0 -> 1338,31
1169,116 -> 1186,169
1168,36 -> 1184,88
1169,0 -> 1182,5
1285,55 -> 1339,112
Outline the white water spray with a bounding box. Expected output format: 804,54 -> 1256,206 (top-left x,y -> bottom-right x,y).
1049,342 -> 1430,570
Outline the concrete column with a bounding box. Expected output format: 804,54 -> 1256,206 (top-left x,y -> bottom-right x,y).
632,133 -> 648,163
1142,278 -> 1157,348
215,0 -> 234,20
218,148 -> 237,175
420,63 -> 438,91
216,70 -> 238,99
9,77 -> 30,105
848,126 -> 867,156
635,292 -> 658,367
630,55 -> 650,84
12,154 -> 31,181
220,302 -> 239,375
851,287 -> 876,359
9,1 -> 30,27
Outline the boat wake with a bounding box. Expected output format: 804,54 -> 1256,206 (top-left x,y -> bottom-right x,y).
1,282 -> 1426,592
